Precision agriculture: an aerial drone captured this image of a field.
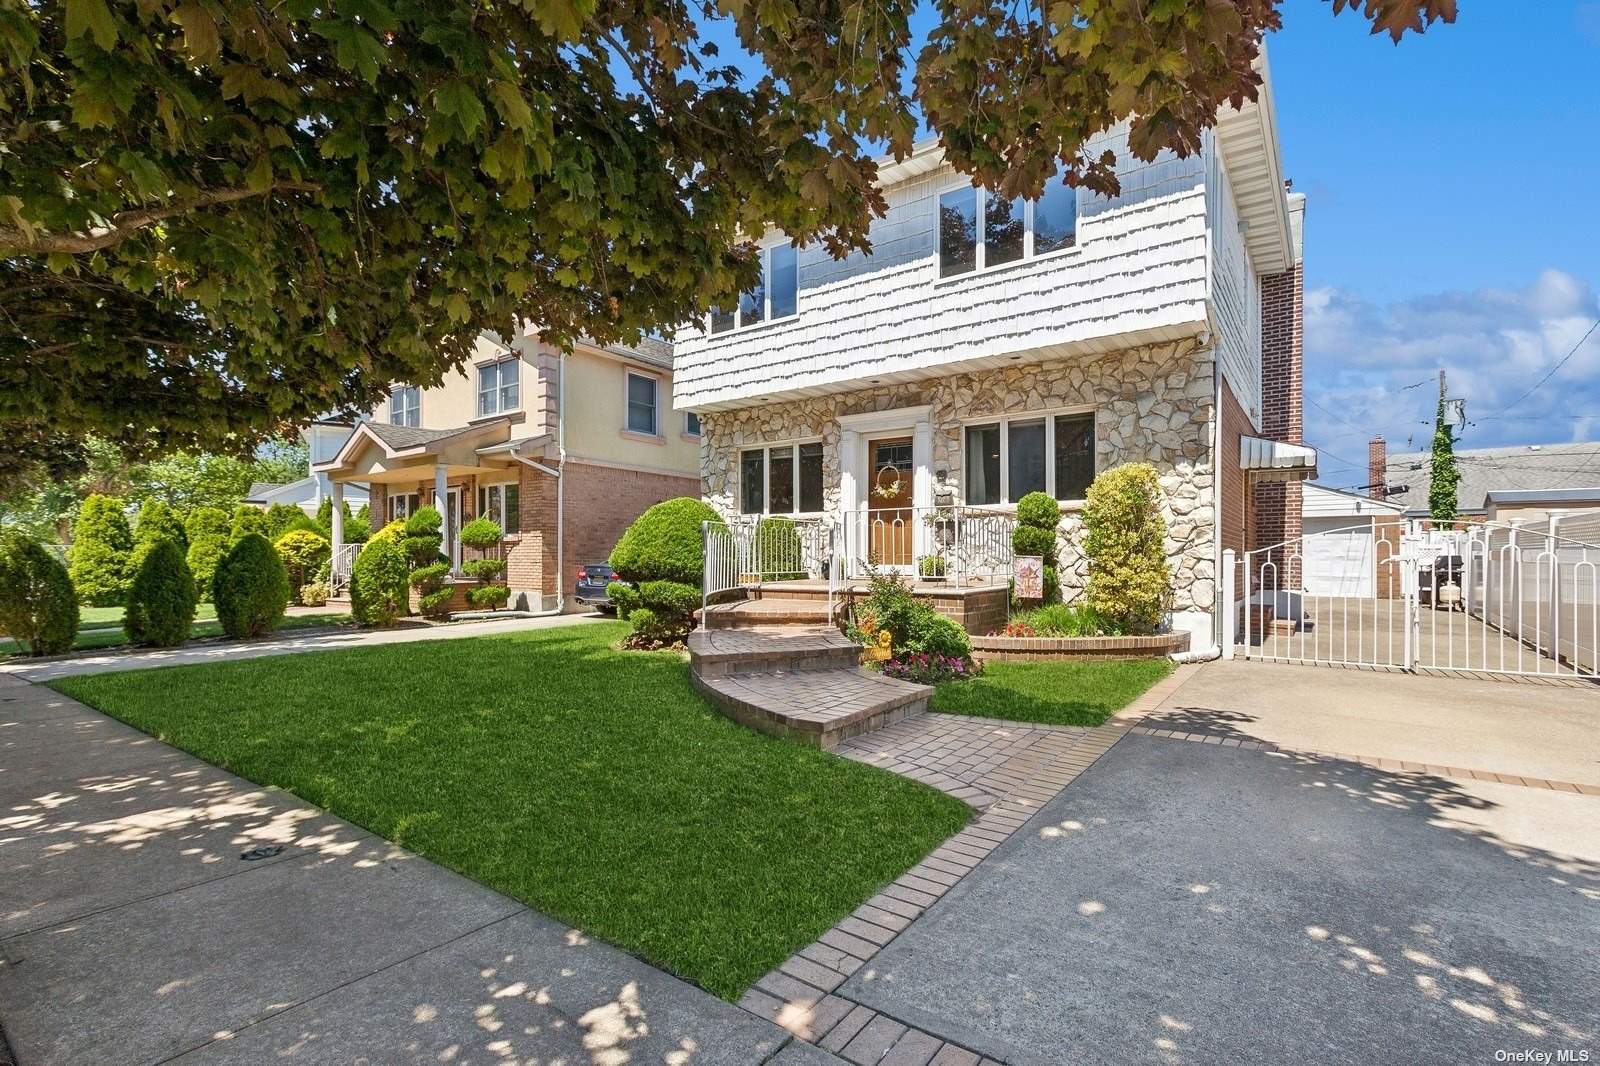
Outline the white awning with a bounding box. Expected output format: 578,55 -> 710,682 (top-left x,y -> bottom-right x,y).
1240,436 -> 1317,482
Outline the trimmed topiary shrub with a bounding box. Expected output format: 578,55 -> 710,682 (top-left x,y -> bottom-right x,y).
402,506 -> 445,567
0,532 -> 79,655
1011,490 -> 1062,606
184,506 -> 231,601
230,505 -> 270,544
1082,463 -> 1171,635
467,584 -> 510,609
458,517 -> 508,610
459,516 -> 502,552
124,538 -> 197,647
133,499 -> 188,559
350,534 -> 409,626
606,580 -> 639,619
462,558 -> 505,582
409,561 -> 455,619
608,497 -> 721,645
213,533 -> 291,639
69,494 -> 133,606
274,529 -> 330,604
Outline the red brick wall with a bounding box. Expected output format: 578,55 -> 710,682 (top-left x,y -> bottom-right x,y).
1253,262 -> 1305,583
1217,380 -> 1254,559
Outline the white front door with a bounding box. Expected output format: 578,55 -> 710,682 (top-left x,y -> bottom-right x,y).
446,487 -> 463,573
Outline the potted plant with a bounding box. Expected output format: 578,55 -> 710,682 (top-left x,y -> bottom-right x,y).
917,554 -> 947,582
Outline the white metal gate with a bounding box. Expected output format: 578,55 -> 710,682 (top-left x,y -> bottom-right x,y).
1222,518 -> 1600,680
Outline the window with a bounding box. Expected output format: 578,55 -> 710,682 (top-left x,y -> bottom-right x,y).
390,387 -> 420,428
938,169 -> 1078,279
477,482 -> 520,535
387,492 -> 420,520
709,242 -> 799,333
963,411 -> 1095,504
476,359 -> 520,417
739,442 -> 824,515
684,412 -> 701,437
625,372 -> 658,435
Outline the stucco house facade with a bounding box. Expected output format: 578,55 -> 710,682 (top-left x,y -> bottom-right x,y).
672,54 -> 1315,650
314,329 -> 699,611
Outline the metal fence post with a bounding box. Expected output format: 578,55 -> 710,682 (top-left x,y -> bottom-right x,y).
1220,549 -> 1236,660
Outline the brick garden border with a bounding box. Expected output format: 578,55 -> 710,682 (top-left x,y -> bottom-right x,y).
971,630 -> 1190,662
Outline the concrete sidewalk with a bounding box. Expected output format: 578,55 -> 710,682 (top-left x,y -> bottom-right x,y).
0,674 -> 833,1065
0,611 -> 608,683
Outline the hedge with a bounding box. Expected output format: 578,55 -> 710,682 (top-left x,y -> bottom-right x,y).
0,532 -> 79,655
230,505 -> 270,544
69,494 -> 133,606
133,499 -> 188,558
1083,463 -> 1171,635
184,506 -> 231,601
213,533 -> 291,639
124,538 -> 197,647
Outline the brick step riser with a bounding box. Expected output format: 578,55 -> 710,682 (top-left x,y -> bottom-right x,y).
690,670 -> 929,750
692,647 -> 861,679
703,611 -> 835,630
750,588 -> 836,604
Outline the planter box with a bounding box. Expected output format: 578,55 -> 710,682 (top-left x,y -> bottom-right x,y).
971,631 -> 1190,662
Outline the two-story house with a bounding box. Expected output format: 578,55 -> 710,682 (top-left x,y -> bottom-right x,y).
314,328 -> 700,611
673,52 -> 1315,651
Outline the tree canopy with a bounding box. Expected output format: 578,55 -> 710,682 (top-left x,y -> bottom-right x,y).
2,0 -> 1453,474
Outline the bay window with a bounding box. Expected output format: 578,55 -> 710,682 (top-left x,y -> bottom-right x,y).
710,242 -> 799,333
476,359 -> 520,417
740,442 -> 824,515
477,482 -> 520,534
964,411 -> 1095,504
938,168 -> 1079,279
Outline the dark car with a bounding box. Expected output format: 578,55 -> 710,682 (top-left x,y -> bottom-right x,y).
575,564 -> 619,612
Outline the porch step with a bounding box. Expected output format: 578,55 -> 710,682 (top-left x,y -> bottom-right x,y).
699,598 -> 835,629
748,582 -> 835,603
687,627 -> 861,679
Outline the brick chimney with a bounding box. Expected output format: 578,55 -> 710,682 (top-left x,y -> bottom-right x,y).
1368,437 -> 1387,499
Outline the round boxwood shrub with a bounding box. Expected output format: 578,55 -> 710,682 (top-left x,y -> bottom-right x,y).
274,529 -> 330,604
609,497 -> 721,586
1083,463 -> 1171,635
69,494 -> 133,606
212,533 -> 291,639
184,506 -> 231,601
133,499 -> 189,558
350,534 -> 409,626
0,532 -> 79,655
459,517 -> 502,552
230,505 -> 270,544
905,610 -> 972,659
124,538 -> 197,647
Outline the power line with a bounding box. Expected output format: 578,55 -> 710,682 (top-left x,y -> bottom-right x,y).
1305,395 -> 1371,435
1487,317 -> 1600,416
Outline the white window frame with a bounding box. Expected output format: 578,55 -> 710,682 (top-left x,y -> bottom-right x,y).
935,177 -> 1080,281
707,240 -> 800,335
684,411 -> 702,437
624,370 -> 660,436
739,439 -> 825,516
476,481 -> 520,534
390,386 -> 420,428
476,358 -> 521,418
961,407 -> 1097,506
387,491 -> 421,520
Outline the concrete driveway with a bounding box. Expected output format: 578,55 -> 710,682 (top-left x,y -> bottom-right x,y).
834,662 -> 1600,1064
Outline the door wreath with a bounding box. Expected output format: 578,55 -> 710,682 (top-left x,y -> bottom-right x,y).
872,464 -> 905,500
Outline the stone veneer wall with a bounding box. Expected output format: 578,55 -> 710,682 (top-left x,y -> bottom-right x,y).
700,340 -> 1218,618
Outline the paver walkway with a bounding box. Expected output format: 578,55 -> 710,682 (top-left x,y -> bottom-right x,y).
0,673 -> 840,1065
0,612 -> 607,683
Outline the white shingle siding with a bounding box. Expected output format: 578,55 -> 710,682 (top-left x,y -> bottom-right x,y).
1207,146 -> 1262,425
674,129 -> 1212,411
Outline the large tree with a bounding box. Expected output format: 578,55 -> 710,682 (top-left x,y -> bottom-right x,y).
2,0 -> 1454,477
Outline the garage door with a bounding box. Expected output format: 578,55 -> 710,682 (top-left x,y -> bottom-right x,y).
1302,517 -> 1374,597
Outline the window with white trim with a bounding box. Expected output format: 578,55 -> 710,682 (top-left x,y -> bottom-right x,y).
477,482 -> 520,534
476,359 -> 520,417
740,442 -> 824,515
389,387 -> 420,427
709,242 -> 799,334
387,492 -> 421,520
684,411 -> 701,437
964,411 -> 1095,505
938,169 -> 1078,279
625,372 -> 658,435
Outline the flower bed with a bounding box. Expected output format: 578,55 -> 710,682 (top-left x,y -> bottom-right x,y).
971,630 -> 1190,662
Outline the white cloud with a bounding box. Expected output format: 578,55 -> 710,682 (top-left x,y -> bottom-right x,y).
1303,269 -> 1600,488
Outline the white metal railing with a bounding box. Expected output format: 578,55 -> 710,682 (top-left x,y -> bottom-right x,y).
1224,518 -> 1599,679
701,516 -> 836,613
330,542 -> 360,595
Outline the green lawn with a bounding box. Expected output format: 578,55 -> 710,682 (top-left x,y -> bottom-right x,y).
51,621 -> 969,1000
1,607 -> 349,657
931,658 -> 1174,726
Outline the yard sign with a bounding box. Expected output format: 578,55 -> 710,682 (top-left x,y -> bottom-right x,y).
1015,556 -> 1045,601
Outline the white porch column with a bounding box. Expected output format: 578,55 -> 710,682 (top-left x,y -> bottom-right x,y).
838,429 -> 860,574
330,479 -> 344,570
911,419 -> 934,563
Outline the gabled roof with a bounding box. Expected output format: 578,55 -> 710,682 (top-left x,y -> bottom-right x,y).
243,481 -> 285,502
363,422 -> 463,451
1383,442 -> 1600,513
313,418 -> 512,474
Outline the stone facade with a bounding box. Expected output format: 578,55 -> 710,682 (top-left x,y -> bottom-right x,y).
700,340 -> 1218,617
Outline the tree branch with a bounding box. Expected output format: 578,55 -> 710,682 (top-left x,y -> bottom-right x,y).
0,181 -> 321,255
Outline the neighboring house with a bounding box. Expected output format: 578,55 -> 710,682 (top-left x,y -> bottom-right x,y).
672,51 -> 1314,650
313,329 -> 699,611
242,421 -> 370,515
1366,437 -> 1600,525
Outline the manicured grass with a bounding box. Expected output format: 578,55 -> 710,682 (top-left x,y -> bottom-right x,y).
930,658 -> 1174,726
51,622 -> 970,1000
1,608 -> 347,657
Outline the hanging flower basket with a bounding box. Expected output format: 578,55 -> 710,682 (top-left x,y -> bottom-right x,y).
871,464 -> 905,500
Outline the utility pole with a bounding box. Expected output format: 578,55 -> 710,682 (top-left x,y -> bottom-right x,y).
1428,369 -> 1462,525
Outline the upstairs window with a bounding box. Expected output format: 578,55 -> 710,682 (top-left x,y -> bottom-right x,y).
709,242 -> 799,333
964,411 -> 1095,504
477,359 -> 520,417
390,387 -> 420,428
938,170 -> 1078,279
626,372 -> 658,435
740,442 -> 824,515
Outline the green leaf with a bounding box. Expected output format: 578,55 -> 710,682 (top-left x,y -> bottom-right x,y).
433,80 -> 487,138
245,152 -> 273,192
65,0 -> 118,50
172,1 -> 221,63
